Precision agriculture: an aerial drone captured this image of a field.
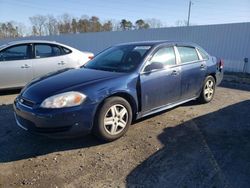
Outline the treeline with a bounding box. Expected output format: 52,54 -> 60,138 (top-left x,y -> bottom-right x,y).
0,13 -> 189,39
0,22 -> 21,39
28,14 -> 163,36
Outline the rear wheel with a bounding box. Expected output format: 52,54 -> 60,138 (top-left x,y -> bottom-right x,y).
93,97 -> 132,142
198,76 -> 216,103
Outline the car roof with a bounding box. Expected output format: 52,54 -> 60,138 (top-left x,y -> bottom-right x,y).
7,40 -> 57,45
3,40 -> 75,50
115,40 -> 199,48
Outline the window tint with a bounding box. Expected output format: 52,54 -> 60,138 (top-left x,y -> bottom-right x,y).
177,46 -> 199,63
150,47 -> 176,66
197,48 -> 209,60
35,44 -> 62,58
0,45 -> 29,61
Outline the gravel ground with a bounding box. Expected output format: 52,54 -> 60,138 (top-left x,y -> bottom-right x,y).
0,82 -> 250,188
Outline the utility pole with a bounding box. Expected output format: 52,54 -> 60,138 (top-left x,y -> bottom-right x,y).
187,0 -> 193,26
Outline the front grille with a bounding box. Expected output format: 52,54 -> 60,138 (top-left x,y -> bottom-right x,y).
19,97 -> 35,108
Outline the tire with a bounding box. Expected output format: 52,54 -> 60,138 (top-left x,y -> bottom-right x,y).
93,97 -> 132,142
198,76 -> 216,103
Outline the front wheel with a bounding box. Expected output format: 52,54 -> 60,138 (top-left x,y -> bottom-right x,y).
93,97 -> 132,142
198,76 -> 216,103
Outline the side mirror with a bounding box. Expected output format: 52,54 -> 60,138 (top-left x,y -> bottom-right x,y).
144,62 -> 164,72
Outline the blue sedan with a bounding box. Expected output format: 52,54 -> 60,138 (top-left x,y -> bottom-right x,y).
14,41 -> 223,141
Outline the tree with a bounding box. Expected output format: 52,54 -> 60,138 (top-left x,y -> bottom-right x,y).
58,13 -> 72,34
45,15 -> 58,35
102,21 -> 112,31
175,20 -> 188,27
135,19 -> 150,29
29,15 -> 47,36
110,19 -> 121,31
145,18 -> 163,28
89,16 -> 102,32
0,22 -> 20,38
16,23 -> 27,37
120,19 -> 133,31
78,18 -> 89,33
1,23 -> 7,37
32,26 -> 38,36
71,18 -> 78,33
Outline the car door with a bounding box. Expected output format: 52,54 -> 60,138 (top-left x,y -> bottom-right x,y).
0,44 -> 33,89
176,46 -> 206,100
32,43 -> 67,79
140,46 -> 181,114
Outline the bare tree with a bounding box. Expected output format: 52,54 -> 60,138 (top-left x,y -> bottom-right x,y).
45,15 -> 58,35
58,13 -> 72,34
175,20 -> 188,27
31,26 -> 38,36
29,15 -> 47,36
145,18 -> 163,28
16,22 -> 27,37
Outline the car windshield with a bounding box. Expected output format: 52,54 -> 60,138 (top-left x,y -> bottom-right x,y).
84,45 -> 152,72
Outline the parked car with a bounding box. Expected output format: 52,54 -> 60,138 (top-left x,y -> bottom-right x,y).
14,41 -> 223,141
0,40 -> 94,90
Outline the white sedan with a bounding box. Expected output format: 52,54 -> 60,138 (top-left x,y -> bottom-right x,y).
0,40 -> 94,90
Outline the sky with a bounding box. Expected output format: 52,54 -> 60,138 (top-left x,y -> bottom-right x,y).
0,0 -> 249,28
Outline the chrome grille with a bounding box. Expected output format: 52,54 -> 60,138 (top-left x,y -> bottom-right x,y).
19,97 -> 35,108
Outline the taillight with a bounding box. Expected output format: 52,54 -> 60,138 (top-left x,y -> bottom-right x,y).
88,55 -> 94,60
219,59 -> 224,69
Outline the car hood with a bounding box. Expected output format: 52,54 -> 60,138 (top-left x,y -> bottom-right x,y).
21,68 -> 123,103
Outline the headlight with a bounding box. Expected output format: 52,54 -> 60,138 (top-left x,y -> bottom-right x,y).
40,91 -> 86,108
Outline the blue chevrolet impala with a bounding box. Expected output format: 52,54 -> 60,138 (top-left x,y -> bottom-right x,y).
14,41 -> 223,141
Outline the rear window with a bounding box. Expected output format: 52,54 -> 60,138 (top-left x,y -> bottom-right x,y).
35,44 -> 62,58
177,46 -> 199,63
62,47 -> 72,54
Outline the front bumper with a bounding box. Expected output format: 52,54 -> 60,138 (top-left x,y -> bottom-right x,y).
13,98 -> 97,138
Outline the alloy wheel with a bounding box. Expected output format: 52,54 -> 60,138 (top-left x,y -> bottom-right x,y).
204,79 -> 214,100
103,104 -> 128,135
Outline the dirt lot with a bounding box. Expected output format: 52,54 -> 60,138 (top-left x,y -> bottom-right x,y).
0,82 -> 250,188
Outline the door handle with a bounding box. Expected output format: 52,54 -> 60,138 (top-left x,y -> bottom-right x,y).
200,64 -> 206,69
21,64 -> 31,68
58,61 -> 65,65
171,70 -> 179,76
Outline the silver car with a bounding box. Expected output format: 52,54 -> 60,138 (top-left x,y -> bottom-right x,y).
0,40 -> 94,90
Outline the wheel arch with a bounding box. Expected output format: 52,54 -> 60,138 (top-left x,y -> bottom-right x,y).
94,92 -> 138,122
208,73 -> 216,83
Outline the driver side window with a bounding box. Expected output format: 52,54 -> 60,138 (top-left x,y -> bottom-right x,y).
150,47 -> 176,66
